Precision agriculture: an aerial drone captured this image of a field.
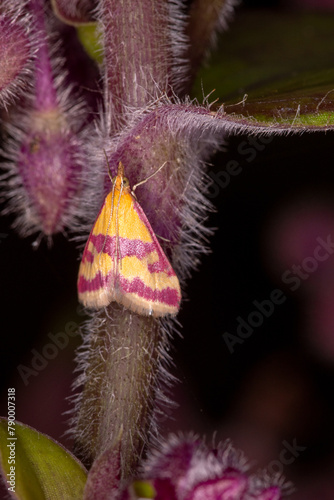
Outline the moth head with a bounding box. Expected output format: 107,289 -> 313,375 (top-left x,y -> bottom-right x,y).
121,177 -> 130,189
112,173 -> 130,192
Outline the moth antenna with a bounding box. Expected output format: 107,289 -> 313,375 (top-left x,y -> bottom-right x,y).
132,161 -> 167,192
103,149 -> 113,181
156,234 -> 170,243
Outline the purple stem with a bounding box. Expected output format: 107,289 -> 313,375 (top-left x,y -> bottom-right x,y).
30,0 -> 58,110
100,0 -> 171,130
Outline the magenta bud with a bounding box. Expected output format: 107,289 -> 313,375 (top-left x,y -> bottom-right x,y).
189,475 -> 248,500
141,435 -> 285,500
0,13 -> 33,107
2,0 -> 87,237
16,108 -> 81,235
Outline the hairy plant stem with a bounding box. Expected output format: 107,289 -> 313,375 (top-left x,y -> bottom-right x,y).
75,305 -> 165,479
101,0 -> 171,131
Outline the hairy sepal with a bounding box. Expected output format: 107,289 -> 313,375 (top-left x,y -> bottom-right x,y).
0,1 -> 37,109
1,0 -> 89,239
69,305 -> 176,481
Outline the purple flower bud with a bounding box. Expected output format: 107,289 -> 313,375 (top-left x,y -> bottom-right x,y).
139,434 -> 285,500
188,474 -> 248,500
15,115 -> 82,235
2,0 -> 87,237
0,4 -> 35,108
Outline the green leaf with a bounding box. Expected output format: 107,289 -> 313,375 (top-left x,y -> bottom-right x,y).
192,11 -> 334,130
132,480 -> 156,498
0,418 -> 87,500
76,24 -> 103,65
